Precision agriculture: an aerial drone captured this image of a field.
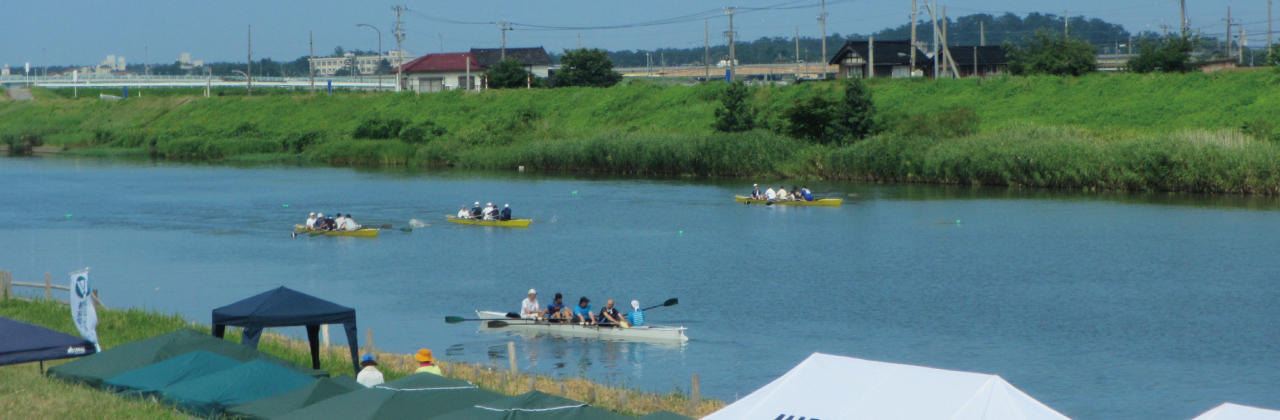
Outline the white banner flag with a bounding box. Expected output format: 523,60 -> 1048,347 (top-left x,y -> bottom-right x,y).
70,269 -> 100,351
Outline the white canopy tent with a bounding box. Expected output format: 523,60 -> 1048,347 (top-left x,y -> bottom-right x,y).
1191,403 -> 1280,420
702,353 -> 1070,420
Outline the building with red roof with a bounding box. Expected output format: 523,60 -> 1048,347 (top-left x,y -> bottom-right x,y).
393,52 -> 485,93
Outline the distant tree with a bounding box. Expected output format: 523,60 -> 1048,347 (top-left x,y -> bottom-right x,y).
714,81 -> 755,132
333,68 -> 353,77
333,46 -> 346,57
1005,29 -> 1097,76
1127,34 -> 1195,73
1267,44 -> 1280,66
485,59 -> 540,89
377,59 -> 391,75
554,49 -> 623,88
834,78 -> 876,142
782,78 -> 875,144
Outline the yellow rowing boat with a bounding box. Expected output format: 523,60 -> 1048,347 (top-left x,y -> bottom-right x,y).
734,195 -> 843,206
446,215 -> 532,227
294,225 -> 380,237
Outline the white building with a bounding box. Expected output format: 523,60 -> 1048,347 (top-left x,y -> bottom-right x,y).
468,47 -> 552,78
309,50 -> 416,77
100,55 -> 126,71
393,52 -> 484,93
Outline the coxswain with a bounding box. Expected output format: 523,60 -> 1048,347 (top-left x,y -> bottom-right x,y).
750,184 -> 762,200
500,204 -> 512,221
306,212 -> 317,229
471,202 -> 483,218
521,289 -> 544,319
598,299 -> 625,327
573,297 -> 597,324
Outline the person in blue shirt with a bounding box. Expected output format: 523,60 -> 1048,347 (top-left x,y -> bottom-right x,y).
500,204 -> 512,221
627,300 -> 645,327
801,186 -> 814,201
545,293 -> 569,322
750,184 -> 762,200
572,296 -> 596,324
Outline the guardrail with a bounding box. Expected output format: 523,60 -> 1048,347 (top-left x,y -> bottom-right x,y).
0,270 -> 106,308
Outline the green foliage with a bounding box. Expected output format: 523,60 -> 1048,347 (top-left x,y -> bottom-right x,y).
779,79 -> 874,145
353,117 -> 409,139
486,59 -> 540,89
1005,29 -> 1097,76
835,78 -> 876,141
714,81 -> 754,132
884,107 -> 979,138
399,121 -> 448,144
1242,118 -> 1278,143
554,49 -> 623,88
1127,34 -> 1195,73
1267,44 -> 1280,66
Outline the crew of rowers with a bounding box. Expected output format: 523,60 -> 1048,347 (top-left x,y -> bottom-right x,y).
457,202 -> 513,221
520,289 -> 645,328
750,184 -> 814,201
305,212 -> 362,231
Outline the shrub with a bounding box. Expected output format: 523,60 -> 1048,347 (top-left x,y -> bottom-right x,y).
353,117 -> 409,139
888,107 -> 979,138
1005,29 -> 1097,76
1242,118 -> 1278,143
714,81 -> 754,132
1127,34 -> 1195,73
783,95 -> 842,143
281,131 -> 323,153
399,121 -> 448,144
554,49 -> 623,88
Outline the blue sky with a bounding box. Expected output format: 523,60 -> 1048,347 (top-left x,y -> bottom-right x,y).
2,0 -> 1271,68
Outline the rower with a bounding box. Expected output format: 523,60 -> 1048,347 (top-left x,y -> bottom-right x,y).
776,186 -> 789,201
306,212 -> 317,229
750,184 -> 762,200
627,300 -> 645,327
765,186 -> 777,201
572,297 -> 596,324
500,204 -> 512,221
328,213 -> 340,230
546,293 -> 569,323
598,299 -> 624,327
458,206 -> 471,219
801,186 -> 814,201
343,214 -> 360,231
471,202 -> 483,218
521,289 -> 544,319
483,203 -> 497,221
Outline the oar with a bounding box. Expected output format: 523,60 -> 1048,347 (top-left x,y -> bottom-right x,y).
641,298 -> 678,311
444,312 -> 522,324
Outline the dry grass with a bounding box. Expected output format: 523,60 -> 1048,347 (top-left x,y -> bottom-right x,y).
0,363 -> 186,420
259,332 -> 726,418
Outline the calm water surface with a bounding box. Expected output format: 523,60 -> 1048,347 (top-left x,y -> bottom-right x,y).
3,156 -> 1279,420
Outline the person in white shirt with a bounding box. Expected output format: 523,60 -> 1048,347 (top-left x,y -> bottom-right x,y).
305,213 -> 317,229
458,206 -> 471,219
765,187 -> 777,200
333,214 -> 346,229
521,289 -> 544,319
776,186 -> 789,201
342,214 -> 359,230
483,203 -> 497,221
356,354 -> 385,387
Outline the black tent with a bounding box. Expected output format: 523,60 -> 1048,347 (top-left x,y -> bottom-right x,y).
0,316 -> 97,367
212,287 -> 359,374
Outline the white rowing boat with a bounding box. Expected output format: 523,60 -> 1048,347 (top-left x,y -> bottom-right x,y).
475,311 -> 689,343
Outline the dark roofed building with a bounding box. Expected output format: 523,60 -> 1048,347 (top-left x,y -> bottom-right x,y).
828,40 -> 930,79
469,47 -> 553,77
925,46 -> 1010,78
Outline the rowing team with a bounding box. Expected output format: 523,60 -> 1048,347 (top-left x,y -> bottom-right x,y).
457,202 -> 513,221
750,184 -> 814,201
305,212 -> 362,231
520,289 -> 645,328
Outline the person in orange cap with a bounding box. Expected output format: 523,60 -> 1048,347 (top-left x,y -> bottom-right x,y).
414,349 -> 441,375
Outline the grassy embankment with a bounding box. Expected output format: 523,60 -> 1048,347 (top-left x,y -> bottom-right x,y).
3,71 -> 1280,193
0,298 -> 722,419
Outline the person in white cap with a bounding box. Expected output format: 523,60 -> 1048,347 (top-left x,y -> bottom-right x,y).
458,206 -> 471,219
750,184 -> 762,200
305,212 -> 317,229
521,289 -> 544,319
483,203 -> 498,221
627,300 -> 645,327
499,204 -> 512,221
471,202 -> 483,218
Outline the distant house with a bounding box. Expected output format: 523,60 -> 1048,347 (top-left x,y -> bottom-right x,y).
828,40 -> 930,78
1196,59 -> 1238,74
393,53 -> 485,93
925,46 -> 1010,78
469,47 -> 553,78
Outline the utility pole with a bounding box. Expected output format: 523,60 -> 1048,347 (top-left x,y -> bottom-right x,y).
931,0 -> 939,79
357,24 -> 382,90
247,25 -> 253,96
942,5 -> 949,75
310,31 -> 315,94
973,46 -> 978,77
1270,0 -> 1274,51
1064,11 -> 1069,36
795,27 -> 801,77
499,20 -> 513,60
910,0 -> 918,74
726,7 -> 737,82
1181,0 -> 1188,36
1226,7 -> 1233,61
705,19 -> 711,82
144,46 -> 148,76
393,5 -> 407,92
867,36 -> 875,78
819,0 -> 828,65
578,33 -> 582,49
980,21 -> 986,46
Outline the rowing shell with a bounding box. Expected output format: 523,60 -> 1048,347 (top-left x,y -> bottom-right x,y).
475,311 -> 688,342
446,215 -> 532,227
734,195 -> 843,206
294,225 -> 380,237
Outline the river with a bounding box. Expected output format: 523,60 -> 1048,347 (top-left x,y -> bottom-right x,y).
3,156 -> 1279,420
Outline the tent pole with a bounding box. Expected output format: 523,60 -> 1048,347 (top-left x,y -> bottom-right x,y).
306,325 -> 321,370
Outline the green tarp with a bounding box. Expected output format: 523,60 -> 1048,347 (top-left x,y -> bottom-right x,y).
431,391 -> 632,420
102,350 -> 242,397
225,375 -> 364,420
160,359 -> 316,417
274,373 -> 504,420
638,411 -> 695,420
47,328 -> 327,388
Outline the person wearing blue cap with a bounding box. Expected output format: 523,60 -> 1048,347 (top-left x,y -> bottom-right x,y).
356,353 -> 384,387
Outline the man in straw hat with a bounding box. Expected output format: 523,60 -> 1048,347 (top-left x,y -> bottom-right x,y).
414,349 -> 441,375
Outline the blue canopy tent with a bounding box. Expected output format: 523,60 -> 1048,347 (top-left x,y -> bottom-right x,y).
212,287 -> 360,374
0,317 -> 96,368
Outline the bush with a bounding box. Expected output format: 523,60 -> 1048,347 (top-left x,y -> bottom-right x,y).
1242,118 -> 1277,143
1127,35 -> 1195,73
486,59 -> 541,89
888,107 -> 979,138
353,117 -> 409,139
399,121 -> 448,144
714,81 -> 754,132
783,95 -> 842,143
553,49 -> 623,88
1005,29 -> 1097,76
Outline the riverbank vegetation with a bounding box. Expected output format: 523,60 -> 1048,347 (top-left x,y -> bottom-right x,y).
3,70 -> 1280,193
0,298 -> 722,418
